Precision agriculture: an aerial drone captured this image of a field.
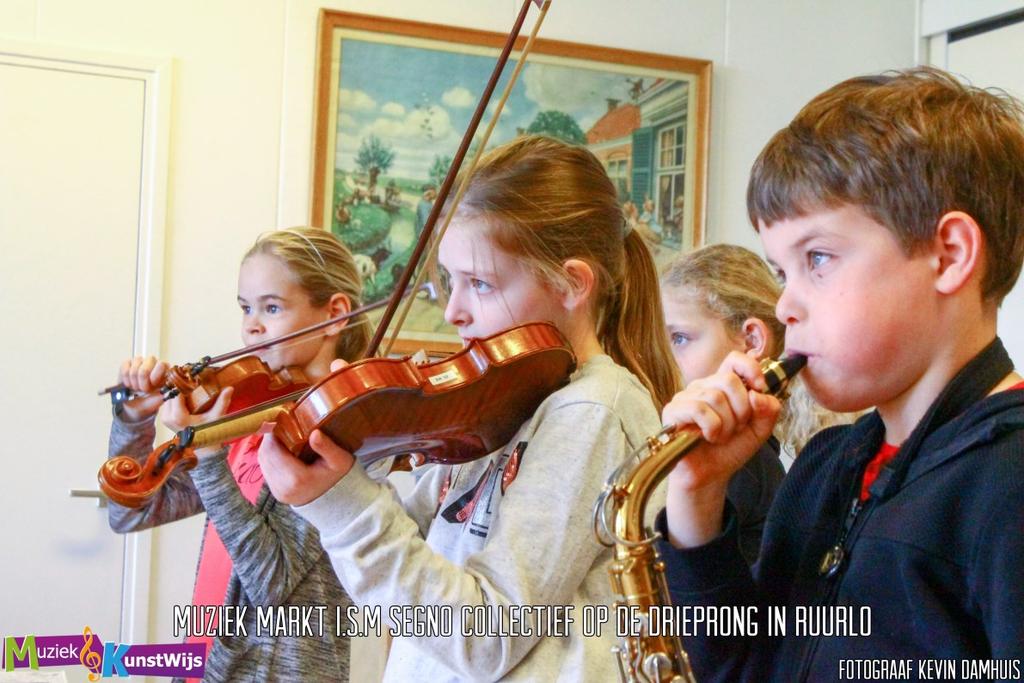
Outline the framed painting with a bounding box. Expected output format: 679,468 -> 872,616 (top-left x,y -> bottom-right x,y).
312,9 -> 711,354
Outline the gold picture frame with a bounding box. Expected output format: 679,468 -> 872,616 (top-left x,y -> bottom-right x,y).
312,9 -> 711,354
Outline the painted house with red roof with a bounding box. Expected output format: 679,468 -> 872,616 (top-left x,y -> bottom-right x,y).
586,78 -> 690,247
586,99 -> 640,200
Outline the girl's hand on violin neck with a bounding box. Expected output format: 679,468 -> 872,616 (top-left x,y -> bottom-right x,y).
118,356 -> 170,422
257,429 -> 355,506
662,351 -> 781,548
158,387 -> 234,458
160,386 -> 233,431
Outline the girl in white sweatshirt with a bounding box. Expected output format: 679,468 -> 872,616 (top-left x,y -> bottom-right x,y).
259,136 -> 680,682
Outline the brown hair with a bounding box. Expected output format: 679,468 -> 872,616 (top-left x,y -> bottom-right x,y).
445,135 -> 679,406
244,226 -> 369,362
662,244 -> 854,454
748,66 -> 1024,303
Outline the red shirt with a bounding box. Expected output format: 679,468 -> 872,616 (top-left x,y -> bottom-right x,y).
860,380 -> 1024,501
859,442 -> 899,501
186,434 -> 265,673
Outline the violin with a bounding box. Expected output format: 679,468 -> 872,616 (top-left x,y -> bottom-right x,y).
99,322 -> 575,507
97,295 -> 393,415
163,357 -> 311,414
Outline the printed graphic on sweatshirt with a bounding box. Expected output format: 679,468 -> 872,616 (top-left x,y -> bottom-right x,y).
439,441 -> 528,539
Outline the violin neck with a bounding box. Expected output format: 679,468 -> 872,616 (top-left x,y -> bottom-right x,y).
186,396 -> 297,449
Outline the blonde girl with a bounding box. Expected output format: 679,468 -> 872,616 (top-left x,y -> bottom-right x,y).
660,243 -> 853,562
258,136 -> 679,681
108,227 -> 368,681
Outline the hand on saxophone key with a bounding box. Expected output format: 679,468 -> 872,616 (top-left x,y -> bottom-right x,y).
661,351 -> 784,550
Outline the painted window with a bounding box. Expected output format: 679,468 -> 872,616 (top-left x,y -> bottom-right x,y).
656,123 -> 686,243
606,157 -> 630,199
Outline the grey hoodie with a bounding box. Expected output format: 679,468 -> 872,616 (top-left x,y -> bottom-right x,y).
108,416 -> 352,682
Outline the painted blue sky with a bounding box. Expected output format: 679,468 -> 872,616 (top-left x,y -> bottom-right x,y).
334,37 -> 647,179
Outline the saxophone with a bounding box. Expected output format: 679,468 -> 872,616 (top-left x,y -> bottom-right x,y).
592,356 -> 806,682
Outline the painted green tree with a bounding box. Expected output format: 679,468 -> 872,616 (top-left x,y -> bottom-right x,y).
355,135 -> 396,176
525,110 -> 586,145
429,154 -> 452,188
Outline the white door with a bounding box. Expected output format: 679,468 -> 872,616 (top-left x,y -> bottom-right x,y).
0,41 -> 169,679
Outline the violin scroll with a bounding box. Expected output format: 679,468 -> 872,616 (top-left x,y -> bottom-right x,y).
99,401 -> 292,508
99,439 -> 198,508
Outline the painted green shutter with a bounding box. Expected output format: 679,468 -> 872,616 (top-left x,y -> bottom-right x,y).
631,126 -> 654,205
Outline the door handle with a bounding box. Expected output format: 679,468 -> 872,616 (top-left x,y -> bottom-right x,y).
69,488 -> 109,508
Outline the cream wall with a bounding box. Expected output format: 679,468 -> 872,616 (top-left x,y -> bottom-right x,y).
1,0 -> 916,652
708,0 -> 918,252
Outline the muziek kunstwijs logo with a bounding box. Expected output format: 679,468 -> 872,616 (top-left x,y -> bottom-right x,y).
3,626 -> 205,679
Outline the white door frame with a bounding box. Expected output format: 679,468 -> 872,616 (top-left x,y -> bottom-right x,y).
919,0 -> 1024,38
918,0 -> 1024,63
0,38 -> 172,645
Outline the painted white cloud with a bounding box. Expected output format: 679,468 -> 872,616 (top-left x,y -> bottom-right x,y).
522,64 -> 626,113
369,104 -> 455,142
336,136 -> 457,179
337,112 -> 358,131
338,88 -> 377,112
442,86 -> 475,108
336,131 -> 361,153
382,102 -> 406,117
335,105 -> 461,177
487,99 -> 511,117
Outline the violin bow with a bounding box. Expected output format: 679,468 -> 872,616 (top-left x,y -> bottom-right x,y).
365,0 -> 552,358
96,290 -> 413,401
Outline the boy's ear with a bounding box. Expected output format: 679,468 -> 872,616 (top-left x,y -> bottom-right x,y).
740,317 -> 771,359
560,259 -> 596,311
932,211 -> 983,296
325,292 -> 353,335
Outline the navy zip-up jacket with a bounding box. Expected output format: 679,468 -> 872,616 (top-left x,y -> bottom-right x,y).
656,377 -> 1024,681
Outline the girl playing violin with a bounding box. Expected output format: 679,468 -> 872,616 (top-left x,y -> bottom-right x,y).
257,135 -> 679,681
107,227 -> 368,681
660,244 -> 854,564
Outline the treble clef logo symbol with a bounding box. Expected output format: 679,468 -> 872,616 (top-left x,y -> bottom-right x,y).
80,626 -> 102,681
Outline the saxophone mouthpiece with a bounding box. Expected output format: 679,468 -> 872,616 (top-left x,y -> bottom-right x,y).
779,353 -> 808,376
762,354 -> 807,396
